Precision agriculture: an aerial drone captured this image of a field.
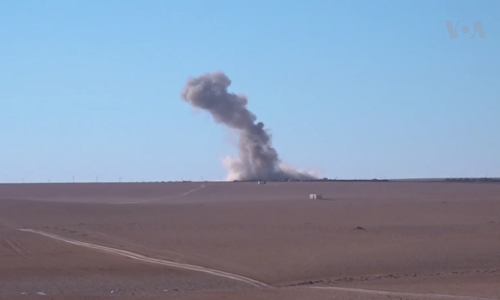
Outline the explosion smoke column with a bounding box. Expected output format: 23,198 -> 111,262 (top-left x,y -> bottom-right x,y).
181,71 -> 318,181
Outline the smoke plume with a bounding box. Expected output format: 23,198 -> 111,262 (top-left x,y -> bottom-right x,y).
181,71 -> 317,181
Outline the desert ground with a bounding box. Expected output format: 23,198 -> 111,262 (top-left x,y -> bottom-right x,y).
0,181 -> 499,300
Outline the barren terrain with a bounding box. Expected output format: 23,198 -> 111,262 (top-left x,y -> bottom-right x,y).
1,181 -> 499,299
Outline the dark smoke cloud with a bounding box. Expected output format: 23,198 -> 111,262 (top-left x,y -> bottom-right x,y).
181,71 -> 317,181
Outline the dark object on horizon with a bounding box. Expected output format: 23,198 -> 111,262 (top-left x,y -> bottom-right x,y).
353,226 -> 366,231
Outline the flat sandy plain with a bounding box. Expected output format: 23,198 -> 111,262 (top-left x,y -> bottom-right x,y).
0,181 -> 499,300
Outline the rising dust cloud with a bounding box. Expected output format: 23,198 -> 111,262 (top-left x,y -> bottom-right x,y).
181,71 -> 318,181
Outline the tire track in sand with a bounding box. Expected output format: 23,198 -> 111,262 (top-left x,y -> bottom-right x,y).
117,184 -> 206,204
310,286 -> 498,300
19,228 -> 268,288
1,237 -> 35,262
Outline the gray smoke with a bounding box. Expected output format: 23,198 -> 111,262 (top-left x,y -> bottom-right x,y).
181,71 -> 317,181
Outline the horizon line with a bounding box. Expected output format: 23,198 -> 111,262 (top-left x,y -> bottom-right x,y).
1,177 -> 499,185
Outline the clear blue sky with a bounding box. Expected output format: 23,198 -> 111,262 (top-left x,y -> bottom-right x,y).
1,0 -> 499,183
